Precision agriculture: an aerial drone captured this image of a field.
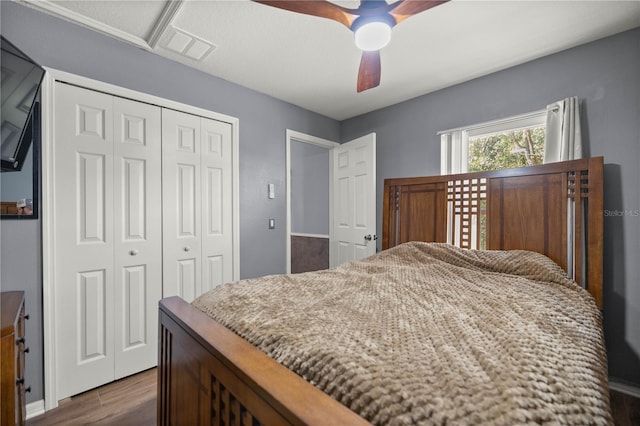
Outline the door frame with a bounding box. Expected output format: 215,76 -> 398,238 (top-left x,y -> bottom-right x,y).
40,68 -> 240,410
285,130 -> 339,274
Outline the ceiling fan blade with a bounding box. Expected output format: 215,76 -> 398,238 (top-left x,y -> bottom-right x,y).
357,50 -> 381,93
253,1 -> 357,29
390,0 -> 450,25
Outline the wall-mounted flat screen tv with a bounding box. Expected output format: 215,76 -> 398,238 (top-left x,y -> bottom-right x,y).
1,36 -> 45,172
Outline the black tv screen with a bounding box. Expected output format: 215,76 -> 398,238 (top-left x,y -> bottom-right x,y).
1,36 -> 44,172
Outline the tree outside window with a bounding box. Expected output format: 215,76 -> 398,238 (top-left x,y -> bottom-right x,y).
468,126 -> 545,172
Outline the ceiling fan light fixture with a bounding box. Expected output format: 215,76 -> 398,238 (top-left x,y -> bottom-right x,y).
254,0 -> 450,92
354,21 -> 392,51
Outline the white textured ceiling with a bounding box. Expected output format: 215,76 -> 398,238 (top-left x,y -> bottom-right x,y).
25,0 -> 640,120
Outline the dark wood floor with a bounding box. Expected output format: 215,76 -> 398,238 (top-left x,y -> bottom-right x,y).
27,368 -> 156,425
610,388 -> 640,426
27,368 -> 640,425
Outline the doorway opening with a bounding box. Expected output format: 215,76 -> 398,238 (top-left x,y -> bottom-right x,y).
285,130 -> 338,274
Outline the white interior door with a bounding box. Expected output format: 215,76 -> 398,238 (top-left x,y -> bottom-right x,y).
54,83 -> 116,399
162,109 -> 202,302
331,133 -> 376,267
112,97 -> 162,378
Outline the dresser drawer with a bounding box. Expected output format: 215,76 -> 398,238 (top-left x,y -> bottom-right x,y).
1,291 -> 27,426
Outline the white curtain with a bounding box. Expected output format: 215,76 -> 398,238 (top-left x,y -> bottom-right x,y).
543,97 -> 582,163
544,96 -> 583,284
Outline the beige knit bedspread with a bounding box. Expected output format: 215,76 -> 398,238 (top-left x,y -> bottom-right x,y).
193,242 -> 611,425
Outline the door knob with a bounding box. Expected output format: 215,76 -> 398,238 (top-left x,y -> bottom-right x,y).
184,246 -> 191,252
129,249 -> 139,256
364,234 -> 377,241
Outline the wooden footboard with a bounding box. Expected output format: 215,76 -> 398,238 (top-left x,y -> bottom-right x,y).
158,296 -> 370,425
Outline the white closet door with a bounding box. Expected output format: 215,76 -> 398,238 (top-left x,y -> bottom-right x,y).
112,97 -> 162,378
54,83 -> 116,399
54,83 -> 162,399
162,109 -> 202,302
201,118 -> 234,292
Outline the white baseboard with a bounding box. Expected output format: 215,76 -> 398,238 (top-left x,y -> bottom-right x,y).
26,400 -> 45,419
609,379 -> 640,399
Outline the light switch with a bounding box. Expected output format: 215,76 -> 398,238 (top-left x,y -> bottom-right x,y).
268,183 -> 275,199
268,219 -> 275,229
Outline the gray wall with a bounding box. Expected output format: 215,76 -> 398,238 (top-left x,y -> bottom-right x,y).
0,1 -> 340,403
290,141 -> 329,235
341,28 -> 640,388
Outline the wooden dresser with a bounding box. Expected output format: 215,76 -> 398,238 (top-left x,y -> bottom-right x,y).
1,291 -> 28,426
0,202 -> 19,215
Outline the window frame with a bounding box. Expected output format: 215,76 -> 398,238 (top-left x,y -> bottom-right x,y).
440,109 -> 546,175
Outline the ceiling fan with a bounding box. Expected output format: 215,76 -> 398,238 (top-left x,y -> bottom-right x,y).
253,0 -> 450,92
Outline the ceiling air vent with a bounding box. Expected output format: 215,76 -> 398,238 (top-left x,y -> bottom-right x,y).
164,27 -> 215,61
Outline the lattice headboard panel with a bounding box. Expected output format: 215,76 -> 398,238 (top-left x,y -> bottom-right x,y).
382,157 -> 604,308
447,177 -> 487,250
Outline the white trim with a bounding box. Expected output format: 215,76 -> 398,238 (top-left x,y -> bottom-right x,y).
41,67 -> 240,410
43,68 -> 239,124
440,135 -> 449,175
285,130 -> 339,274
147,0 -> 185,49
232,117 -> 240,282
19,0 -> 187,51
290,232 -> 330,239
20,0 -> 151,50
287,130 -> 339,150
330,151 -> 338,267
437,108 -> 547,136
26,400 -> 45,420
609,379 -> 640,399
440,130 -> 469,175
40,71 -> 57,411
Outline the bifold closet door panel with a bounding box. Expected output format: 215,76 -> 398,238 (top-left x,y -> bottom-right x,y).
54,83 -> 116,399
112,97 -> 162,378
162,109 -> 202,302
200,118 -> 234,293
54,83 -> 162,399
162,110 -> 234,301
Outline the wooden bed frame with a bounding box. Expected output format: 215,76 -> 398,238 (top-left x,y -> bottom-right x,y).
158,157 -> 604,425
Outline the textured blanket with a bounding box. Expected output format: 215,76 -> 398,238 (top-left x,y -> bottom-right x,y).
193,242 -> 611,425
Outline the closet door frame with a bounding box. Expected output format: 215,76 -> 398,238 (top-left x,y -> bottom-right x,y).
40,68 -> 240,411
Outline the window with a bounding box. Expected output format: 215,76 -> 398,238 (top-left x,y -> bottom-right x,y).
439,110 -> 547,250
439,103 -> 581,271
440,110 -> 546,175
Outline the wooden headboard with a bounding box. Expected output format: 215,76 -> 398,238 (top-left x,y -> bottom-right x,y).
382,157 -> 604,309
